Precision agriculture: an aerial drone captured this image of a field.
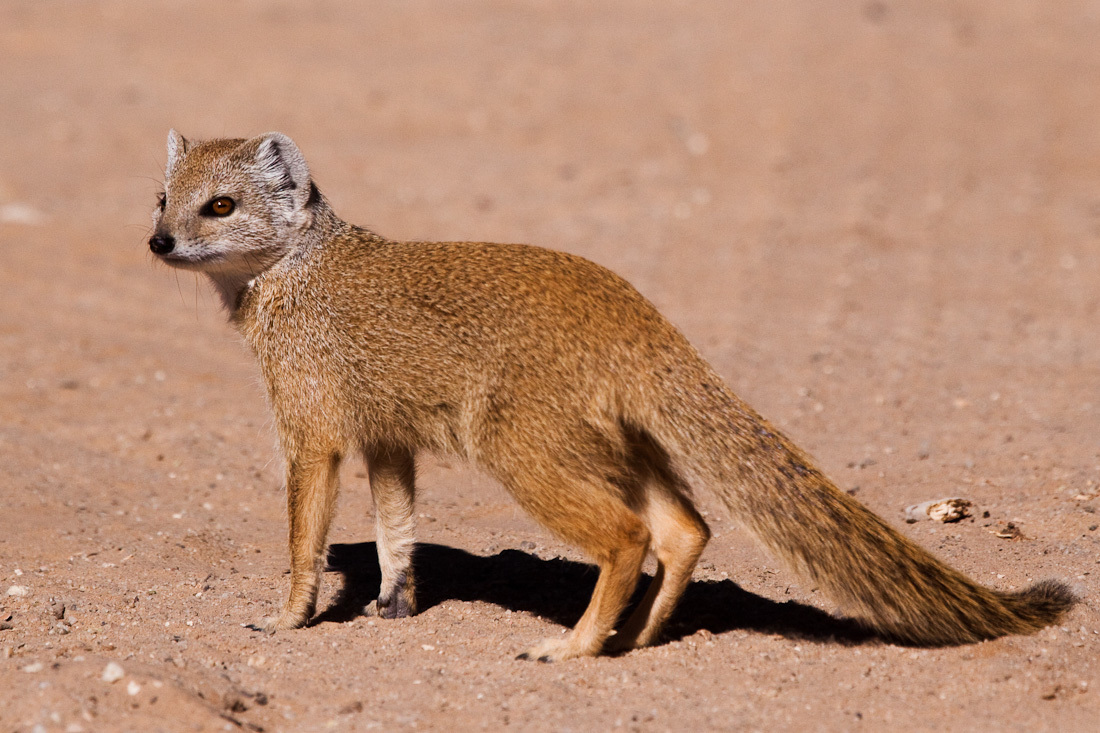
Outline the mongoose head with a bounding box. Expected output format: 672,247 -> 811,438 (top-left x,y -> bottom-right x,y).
150,130 -> 320,287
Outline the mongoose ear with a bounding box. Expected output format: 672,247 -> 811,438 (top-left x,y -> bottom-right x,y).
253,132 -> 311,202
166,129 -> 188,174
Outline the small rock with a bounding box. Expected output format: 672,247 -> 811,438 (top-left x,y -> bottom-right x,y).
101,661 -> 125,683
6,585 -> 29,597
905,498 -> 973,523
22,662 -> 44,673
50,601 -> 66,620
993,522 -> 1026,541
126,680 -> 141,696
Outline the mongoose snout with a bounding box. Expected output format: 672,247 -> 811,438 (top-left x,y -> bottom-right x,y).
148,233 -> 175,255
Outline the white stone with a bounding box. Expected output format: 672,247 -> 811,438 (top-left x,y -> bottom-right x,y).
101,661 -> 124,683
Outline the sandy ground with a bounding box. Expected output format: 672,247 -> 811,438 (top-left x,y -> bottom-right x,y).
2,1 -> 1099,731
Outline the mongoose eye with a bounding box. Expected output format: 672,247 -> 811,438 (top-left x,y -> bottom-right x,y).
156,192 -> 166,210
201,196 -> 236,217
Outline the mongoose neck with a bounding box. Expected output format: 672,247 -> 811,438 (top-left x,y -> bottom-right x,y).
214,192 -> 348,316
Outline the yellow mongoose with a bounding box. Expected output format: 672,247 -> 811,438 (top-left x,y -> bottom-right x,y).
149,130 -> 1075,661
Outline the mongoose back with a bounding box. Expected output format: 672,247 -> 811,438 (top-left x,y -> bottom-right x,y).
149,130 -> 1075,661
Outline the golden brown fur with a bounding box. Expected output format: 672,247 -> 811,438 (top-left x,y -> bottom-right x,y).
149,131 -> 1076,661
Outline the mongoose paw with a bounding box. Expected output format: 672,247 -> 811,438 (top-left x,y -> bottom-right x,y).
375,590 -> 414,619
372,572 -> 416,619
244,621 -> 276,635
247,611 -> 308,634
516,635 -> 601,663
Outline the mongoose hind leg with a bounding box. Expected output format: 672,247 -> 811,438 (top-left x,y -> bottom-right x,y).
365,445 -> 418,618
606,488 -> 710,652
506,469 -> 650,662
254,447 -> 342,632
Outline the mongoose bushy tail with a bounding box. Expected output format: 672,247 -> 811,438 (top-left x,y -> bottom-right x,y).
634,363 -> 1076,644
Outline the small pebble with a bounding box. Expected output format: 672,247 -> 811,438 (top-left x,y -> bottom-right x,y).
127,680 -> 141,696
905,498 -> 972,523
6,585 -> 29,597
101,661 -> 125,683
22,662 -> 44,673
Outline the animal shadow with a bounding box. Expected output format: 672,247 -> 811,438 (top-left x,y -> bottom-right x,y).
316,542 -> 871,646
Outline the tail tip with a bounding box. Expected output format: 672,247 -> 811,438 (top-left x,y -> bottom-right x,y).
1020,578 -> 1079,620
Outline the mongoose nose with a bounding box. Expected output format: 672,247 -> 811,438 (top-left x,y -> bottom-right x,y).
149,234 -> 175,255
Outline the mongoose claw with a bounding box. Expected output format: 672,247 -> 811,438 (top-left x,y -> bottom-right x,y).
245,622 -> 277,635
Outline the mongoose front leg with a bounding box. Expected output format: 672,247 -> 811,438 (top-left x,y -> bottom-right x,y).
253,448 -> 342,632
365,445 -> 418,619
